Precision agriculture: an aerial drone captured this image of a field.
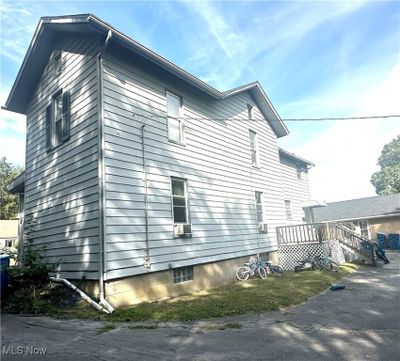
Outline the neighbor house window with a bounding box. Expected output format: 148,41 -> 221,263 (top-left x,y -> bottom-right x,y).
171,177 -> 189,223
173,266 -> 193,283
46,90 -> 70,152
285,200 -> 292,220
249,130 -> 258,167
248,104 -> 253,120
255,191 -> 263,223
359,220 -> 370,238
167,92 -> 183,143
296,168 -> 302,180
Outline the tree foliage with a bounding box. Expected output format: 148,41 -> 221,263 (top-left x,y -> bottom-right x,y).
371,136 -> 400,196
0,157 -> 24,219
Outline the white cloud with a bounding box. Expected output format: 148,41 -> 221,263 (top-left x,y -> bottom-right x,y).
280,64 -> 400,202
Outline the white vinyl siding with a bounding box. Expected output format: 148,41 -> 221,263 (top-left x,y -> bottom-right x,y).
102,52 -> 286,280
24,34 -> 100,280
279,154 -> 311,224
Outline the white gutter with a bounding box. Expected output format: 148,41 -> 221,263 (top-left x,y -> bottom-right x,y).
50,277 -> 111,314
96,29 -> 114,314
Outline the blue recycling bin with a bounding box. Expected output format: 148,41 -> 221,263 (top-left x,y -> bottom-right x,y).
0,254 -> 10,298
377,233 -> 386,249
388,234 -> 400,250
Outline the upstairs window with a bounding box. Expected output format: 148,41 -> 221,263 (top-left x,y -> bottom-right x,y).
249,130 -> 258,167
255,191 -> 263,223
167,92 -> 183,143
285,200 -> 292,220
53,51 -> 63,76
247,104 -> 253,120
296,168 -> 302,180
46,90 -> 70,152
171,177 -> 189,224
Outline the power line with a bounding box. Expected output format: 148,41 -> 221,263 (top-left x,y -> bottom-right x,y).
131,113 -> 400,122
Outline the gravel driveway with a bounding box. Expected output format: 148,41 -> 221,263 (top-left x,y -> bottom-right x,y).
1,251 -> 399,361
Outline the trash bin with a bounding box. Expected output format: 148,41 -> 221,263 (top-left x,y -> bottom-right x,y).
0,254 -> 10,298
388,234 -> 400,250
377,233 -> 386,249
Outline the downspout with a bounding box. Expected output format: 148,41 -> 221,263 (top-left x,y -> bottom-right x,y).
50,277 -> 110,314
141,124 -> 151,269
97,29 -> 114,313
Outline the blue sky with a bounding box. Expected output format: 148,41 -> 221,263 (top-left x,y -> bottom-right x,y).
1,0 -> 399,201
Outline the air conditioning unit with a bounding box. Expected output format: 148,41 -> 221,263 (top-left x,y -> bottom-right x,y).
258,223 -> 268,233
174,224 -> 192,238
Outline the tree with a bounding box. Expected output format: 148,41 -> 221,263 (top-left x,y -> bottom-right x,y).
0,157 -> 24,219
371,135 -> 400,196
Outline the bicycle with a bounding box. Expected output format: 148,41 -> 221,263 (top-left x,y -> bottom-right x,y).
260,257 -> 284,275
236,254 -> 268,281
313,255 -> 340,272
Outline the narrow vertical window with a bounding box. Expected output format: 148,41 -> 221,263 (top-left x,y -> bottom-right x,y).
46,89 -> 70,152
171,178 -> 188,223
296,167 -> 302,180
53,51 -> 63,76
285,200 -> 292,220
255,191 -> 263,223
247,104 -> 253,120
249,130 -> 258,167
167,92 -> 183,143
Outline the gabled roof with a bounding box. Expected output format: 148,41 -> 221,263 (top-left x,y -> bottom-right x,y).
313,193 -> 400,222
3,14 -> 289,138
278,148 -> 315,168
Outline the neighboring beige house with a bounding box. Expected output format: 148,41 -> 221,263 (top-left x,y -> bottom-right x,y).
0,220 -> 18,251
311,193 -> 400,240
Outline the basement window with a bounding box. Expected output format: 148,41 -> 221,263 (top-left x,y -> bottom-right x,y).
173,266 -> 193,284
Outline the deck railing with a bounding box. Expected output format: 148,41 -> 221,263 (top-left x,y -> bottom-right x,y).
276,222 -> 376,265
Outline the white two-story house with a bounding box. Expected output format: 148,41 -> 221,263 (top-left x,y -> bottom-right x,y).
5,14 -> 313,307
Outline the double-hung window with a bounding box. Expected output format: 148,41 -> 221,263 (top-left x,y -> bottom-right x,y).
285,200 -> 292,220
171,177 -> 189,224
167,92 -> 183,143
249,130 -> 258,167
46,90 -> 70,152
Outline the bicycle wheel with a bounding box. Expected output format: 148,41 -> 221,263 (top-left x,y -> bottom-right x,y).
236,266 -> 250,281
330,262 -> 340,272
272,265 -> 284,275
257,266 -> 267,279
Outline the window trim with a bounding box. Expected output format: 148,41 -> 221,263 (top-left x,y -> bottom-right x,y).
247,104 -> 253,120
249,129 -> 259,167
166,91 -> 184,144
46,89 -> 70,153
284,200 -> 292,221
170,177 -> 190,225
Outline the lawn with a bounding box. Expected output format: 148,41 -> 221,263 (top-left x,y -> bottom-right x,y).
58,264 -> 357,322
2,264 -> 357,322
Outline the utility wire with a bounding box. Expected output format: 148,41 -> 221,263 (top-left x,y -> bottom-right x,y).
131,113 -> 400,122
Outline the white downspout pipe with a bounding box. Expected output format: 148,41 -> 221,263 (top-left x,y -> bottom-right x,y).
97,30 -> 115,314
50,277 -> 111,314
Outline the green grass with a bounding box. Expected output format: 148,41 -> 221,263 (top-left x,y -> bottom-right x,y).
102,265 -> 355,322
3,265 -> 356,322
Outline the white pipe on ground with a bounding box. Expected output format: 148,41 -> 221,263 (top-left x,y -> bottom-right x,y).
50,277 -> 113,314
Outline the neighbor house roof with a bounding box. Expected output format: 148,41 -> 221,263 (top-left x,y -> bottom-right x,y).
313,193 -> 400,222
3,14 -> 289,138
278,148 -> 315,168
